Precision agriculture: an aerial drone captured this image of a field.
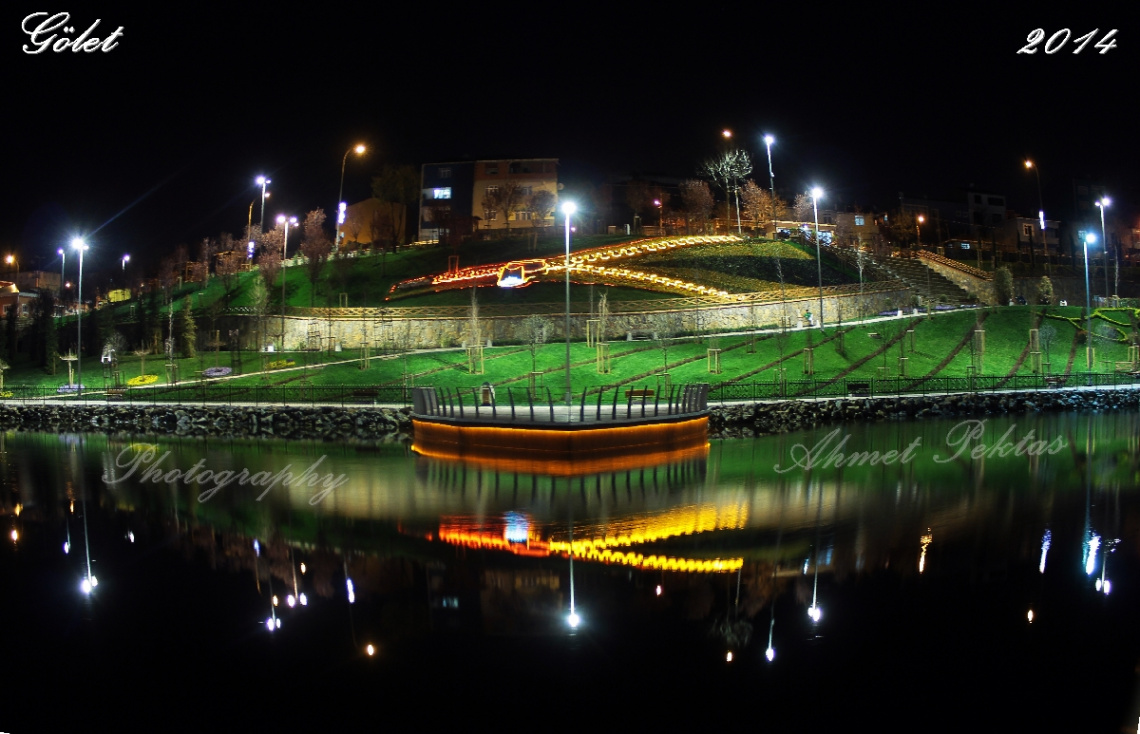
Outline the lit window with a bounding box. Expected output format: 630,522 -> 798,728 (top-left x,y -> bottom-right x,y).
854,216 -> 864,226
1022,224 -> 1033,236
517,211 -> 532,221
433,188 -> 451,200
518,186 -> 532,197
486,185 -> 499,195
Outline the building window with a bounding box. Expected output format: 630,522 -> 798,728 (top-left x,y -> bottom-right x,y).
854,216 -> 865,226
1023,224 -> 1033,237
432,187 -> 451,200
988,196 -> 1004,207
438,167 -> 451,178
518,186 -> 533,197
974,195 -> 982,204
516,211 -> 532,221
485,163 -> 498,175
485,185 -> 499,196
486,211 -> 497,221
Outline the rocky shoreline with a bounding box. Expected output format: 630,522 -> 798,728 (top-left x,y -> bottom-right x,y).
708,388 -> 1140,439
0,388 -> 1137,442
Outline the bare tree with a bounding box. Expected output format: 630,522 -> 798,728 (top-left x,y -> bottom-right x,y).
701,149 -> 752,232
679,180 -> 714,234
370,165 -> 419,248
300,209 -> 332,306
520,314 -> 551,372
482,180 -> 523,233
528,189 -> 557,228
741,180 -> 788,236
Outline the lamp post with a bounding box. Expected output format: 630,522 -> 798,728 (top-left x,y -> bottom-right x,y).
1083,233 -> 1095,374
121,254 -> 130,271
57,248 -> 65,303
811,187 -> 824,329
763,135 -> 775,237
653,199 -> 663,234
276,215 -> 298,352
562,201 -> 576,409
1025,160 -> 1047,270
71,238 -> 88,397
1096,197 -> 1111,301
4,255 -> 18,285
256,176 -> 271,233
335,144 -> 366,252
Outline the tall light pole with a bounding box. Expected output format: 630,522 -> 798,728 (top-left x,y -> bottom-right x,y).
1096,197 -> 1111,301
57,248 -> 65,305
1083,233 -> 1095,374
721,130 -> 742,234
276,215 -> 298,352
812,187 -> 824,329
1025,160 -> 1046,270
562,201 -> 576,409
71,238 -> 88,397
121,254 -> 130,271
335,144 -> 367,252
763,135 -> 775,237
256,176 -> 271,233
4,255 -> 18,286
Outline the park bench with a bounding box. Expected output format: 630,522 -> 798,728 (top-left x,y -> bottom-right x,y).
847,381 -> 871,397
625,388 -> 655,400
626,330 -> 656,341
105,388 -> 127,400
867,333 -> 882,340
350,388 -> 379,405
1043,376 -> 1066,388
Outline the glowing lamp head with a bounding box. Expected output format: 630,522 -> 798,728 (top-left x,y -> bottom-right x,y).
1086,233 -> 1097,245
1025,160 -> 1033,169
765,646 -> 775,662
57,248 -> 64,256
722,129 -> 732,139
5,255 -> 13,265
811,187 -> 823,201
562,201 -> 576,216
354,144 -> 366,155
764,134 -> 775,146
71,238 -> 87,252
366,644 -> 375,656
567,612 -> 580,629
257,176 -> 269,186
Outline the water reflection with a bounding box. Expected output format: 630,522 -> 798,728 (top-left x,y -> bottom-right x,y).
2,411 -> 1140,727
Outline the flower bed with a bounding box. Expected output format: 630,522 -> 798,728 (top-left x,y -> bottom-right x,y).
57,384 -> 86,393
0,391 -> 12,399
267,359 -> 296,370
127,374 -> 159,386
203,366 -> 232,378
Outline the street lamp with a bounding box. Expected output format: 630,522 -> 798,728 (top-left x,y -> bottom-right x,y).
1025,160 -> 1047,269
653,198 -> 663,234
1095,197 -> 1111,301
57,248 -> 65,302
71,238 -> 88,397
721,129 -> 743,234
811,187 -> 824,329
1083,233 -> 1096,374
256,176 -> 271,233
4,255 -> 18,285
276,215 -> 298,352
562,201 -> 576,409
916,215 -> 924,250
121,254 -> 130,271
763,135 -> 775,237
335,144 -> 367,252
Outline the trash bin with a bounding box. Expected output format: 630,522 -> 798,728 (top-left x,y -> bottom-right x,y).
481,382 -> 495,406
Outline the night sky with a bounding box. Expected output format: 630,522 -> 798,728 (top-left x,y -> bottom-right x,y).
7,6 -> 1137,283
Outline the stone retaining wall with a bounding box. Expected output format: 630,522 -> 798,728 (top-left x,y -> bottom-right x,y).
1,388 -> 1136,442
709,389 -> 1140,439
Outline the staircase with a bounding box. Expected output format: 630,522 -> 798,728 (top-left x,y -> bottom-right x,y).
875,256 -> 971,305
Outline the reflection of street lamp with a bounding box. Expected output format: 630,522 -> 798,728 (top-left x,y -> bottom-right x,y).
562,202 -> 576,409
1095,196 -> 1111,300
335,144 -> 367,251
71,238 -> 88,396
276,215 -> 298,352
811,187 -> 824,329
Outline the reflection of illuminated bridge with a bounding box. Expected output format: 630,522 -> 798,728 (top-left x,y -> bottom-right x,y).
436,503 -> 747,573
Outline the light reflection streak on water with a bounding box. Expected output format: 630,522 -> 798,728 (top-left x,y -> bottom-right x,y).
1040,530 -> 1051,574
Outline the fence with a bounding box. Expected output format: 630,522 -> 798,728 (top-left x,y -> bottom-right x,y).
4,371 -> 1139,408
411,384 -> 710,424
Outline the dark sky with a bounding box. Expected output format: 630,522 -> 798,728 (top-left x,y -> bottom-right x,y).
6,6 -> 1137,283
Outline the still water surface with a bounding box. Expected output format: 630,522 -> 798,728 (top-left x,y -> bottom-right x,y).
2,412 -> 1139,730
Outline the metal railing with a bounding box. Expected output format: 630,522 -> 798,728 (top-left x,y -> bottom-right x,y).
412,384 -> 710,423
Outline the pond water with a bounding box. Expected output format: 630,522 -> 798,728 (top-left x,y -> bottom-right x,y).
2,411 -> 1139,730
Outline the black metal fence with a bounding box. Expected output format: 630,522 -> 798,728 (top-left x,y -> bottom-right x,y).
412,384 -> 710,423
2,372 -> 1138,408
